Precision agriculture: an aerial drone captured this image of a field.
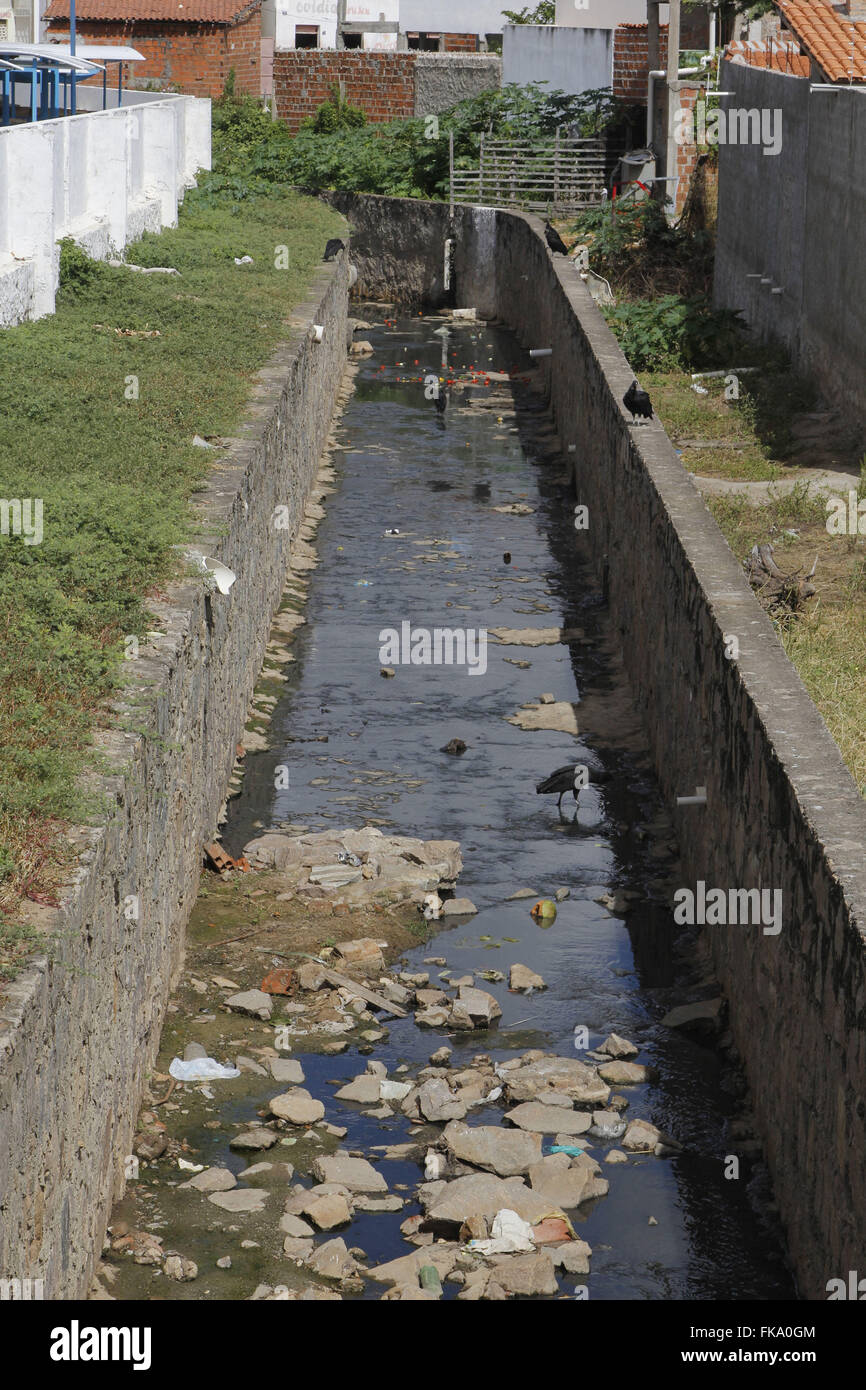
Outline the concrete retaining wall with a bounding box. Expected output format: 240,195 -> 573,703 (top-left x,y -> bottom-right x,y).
0,251 -> 350,1300
714,62 -> 866,425
502,23 -> 613,95
0,94 -> 211,328
332,192 -> 866,1300
413,54 -> 502,114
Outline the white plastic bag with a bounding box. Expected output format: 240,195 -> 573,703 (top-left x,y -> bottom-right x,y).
468,1208 -> 535,1255
169,1056 -> 241,1082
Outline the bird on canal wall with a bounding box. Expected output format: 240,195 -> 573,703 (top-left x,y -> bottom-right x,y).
544,221 -> 569,256
623,380 -> 654,424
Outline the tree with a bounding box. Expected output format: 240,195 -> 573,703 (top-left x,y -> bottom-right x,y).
502,2 -> 555,23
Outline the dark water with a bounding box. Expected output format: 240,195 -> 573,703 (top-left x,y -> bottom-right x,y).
111,312 -> 795,1301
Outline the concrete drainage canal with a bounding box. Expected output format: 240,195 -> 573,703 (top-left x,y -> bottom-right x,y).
98,309 -> 795,1303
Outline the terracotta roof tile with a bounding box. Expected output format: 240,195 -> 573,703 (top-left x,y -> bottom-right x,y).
725,37 -> 811,76
777,0 -> 866,81
44,0 -> 259,23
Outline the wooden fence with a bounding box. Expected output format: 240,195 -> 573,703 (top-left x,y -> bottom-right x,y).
449,129 -> 609,212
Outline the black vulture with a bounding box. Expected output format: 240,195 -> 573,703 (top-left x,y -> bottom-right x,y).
323,238 -> 346,262
623,380 -> 653,424
544,221 -> 569,255
536,763 -> 609,813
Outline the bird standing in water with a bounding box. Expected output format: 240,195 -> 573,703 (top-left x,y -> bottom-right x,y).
544,221 -> 569,255
536,763 -> 609,815
623,380 -> 654,424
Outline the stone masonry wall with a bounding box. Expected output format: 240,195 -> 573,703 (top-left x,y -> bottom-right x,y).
0,249 -> 350,1299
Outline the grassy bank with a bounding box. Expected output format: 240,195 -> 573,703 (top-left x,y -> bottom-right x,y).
709,487 -> 866,794
0,184 -> 343,976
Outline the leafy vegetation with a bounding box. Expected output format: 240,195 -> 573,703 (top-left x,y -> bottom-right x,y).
570,198 -> 715,299
602,295 -> 744,372
202,82 -> 631,205
565,195 -> 744,373
502,1 -> 555,21
305,83 -> 367,134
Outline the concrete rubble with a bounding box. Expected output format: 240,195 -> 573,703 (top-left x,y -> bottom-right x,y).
108,860 -> 681,1302
242,827 -> 462,908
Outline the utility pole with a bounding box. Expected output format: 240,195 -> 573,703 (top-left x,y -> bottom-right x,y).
647,0 -> 660,75
664,0 -> 682,213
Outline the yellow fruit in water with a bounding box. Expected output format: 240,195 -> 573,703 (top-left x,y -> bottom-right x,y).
530,899 -> 557,924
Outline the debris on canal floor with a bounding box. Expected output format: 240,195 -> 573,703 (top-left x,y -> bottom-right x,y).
95,308 -> 794,1304
241,827 -> 462,907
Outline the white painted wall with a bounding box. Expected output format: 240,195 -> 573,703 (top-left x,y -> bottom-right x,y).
399,0 -> 506,36
503,22 -> 614,92
0,93 -> 211,327
275,0 -> 399,50
555,0 -> 669,28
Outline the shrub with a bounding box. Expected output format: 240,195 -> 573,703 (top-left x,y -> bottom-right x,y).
602,294 -> 745,372
57,239 -> 106,294
306,84 -> 368,134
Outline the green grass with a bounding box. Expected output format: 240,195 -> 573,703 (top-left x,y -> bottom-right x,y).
0,185 -> 343,968
0,915 -> 41,984
706,485 -> 828,556
708,486 -> 866,793
638,358 -> 823,482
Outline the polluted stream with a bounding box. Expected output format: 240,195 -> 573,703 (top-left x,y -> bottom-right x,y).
102,310 -> 795,1302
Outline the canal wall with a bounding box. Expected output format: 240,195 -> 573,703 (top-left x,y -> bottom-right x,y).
334,191 -> 866,1300
0,251 -> 351,1299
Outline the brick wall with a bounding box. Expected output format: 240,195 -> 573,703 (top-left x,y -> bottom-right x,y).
274,50 -> 415,131
443,33 -> 479,52
406,32 -> 479,51
45,12 -> 261,98
672,82 -> 700,215
611,24 -> 700,216
613,22 -> 668,102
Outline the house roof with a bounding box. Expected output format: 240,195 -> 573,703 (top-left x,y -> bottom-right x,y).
776,0 -> 866,82
725,37 -> 811,77
43,0 -> 259,25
